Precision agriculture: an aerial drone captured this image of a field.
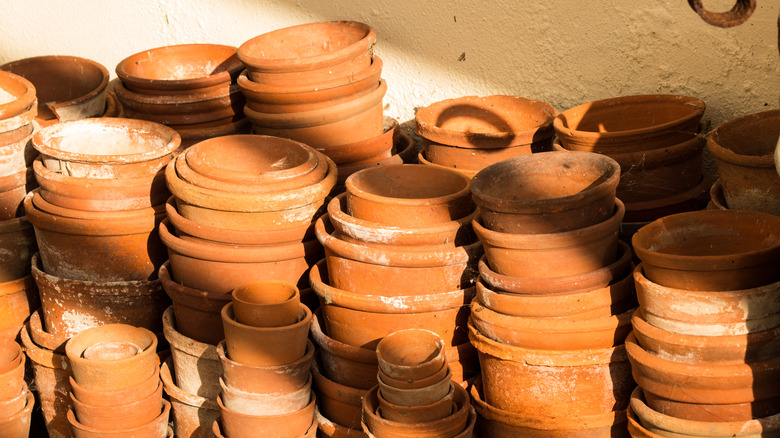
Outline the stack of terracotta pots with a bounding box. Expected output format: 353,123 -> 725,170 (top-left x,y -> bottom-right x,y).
626,209 -> 780,437
706,109 -> 780,215
237,21 -> 409,184
213,281 -> 316,437
0,55 -> 117,128
115,44 -> 249,152
553,95 -> 707,232
361,329 -> 476,437
415,95 -> 557,179
467,150 -> 637,437
0,339 -> 34,437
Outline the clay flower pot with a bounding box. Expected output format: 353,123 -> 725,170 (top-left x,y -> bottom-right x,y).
218,339 -> 314,394
0,122 -> 34,176
315,115 -> 396,165
375,329 -> 446,382
377,381 -> 454,423
238,21 -> 376,85
69,367 -> 160,408
416,95 -> 557,149
160,357 -> 220,438
161,306 -> 221,399
0,383 -> 28,420
377,369 -> 453,406
335,133 -> 415,185
67,400 -> 170,438
632,210 -> 780,291
0,391 -> 34,438
312,354 -> 369,429
473,200 -> 624,278
220,374 -> 312,416
423,138 -> 553,173
231,280 -> 301,327
345,164 -> 472,226
70,382 -> 164,430
310,310 -> 379,390
622,175 -> 711,224
0,167 -> 36,220
471,151 -> 621,234
0,339 -> 24,400
218,392 -> 316,438
0,55 -> 109,123
176,118 -> 251,151
315,408 -> 367,438
377,364 -> 449,391
65,324 -> 158,391
0,275 -> 37,338
553,95 -> 705,153
0,71 -> 37,123
707,109 -> 780,215
222,301 -> 312,366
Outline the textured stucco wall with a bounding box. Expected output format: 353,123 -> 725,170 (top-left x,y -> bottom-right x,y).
1,0 -> 777,129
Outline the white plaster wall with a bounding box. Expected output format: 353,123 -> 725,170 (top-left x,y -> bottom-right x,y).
0,0 -> 777,128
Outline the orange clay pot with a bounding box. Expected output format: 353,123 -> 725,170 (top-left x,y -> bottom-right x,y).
70,382 -> 163,430
231,280 -> 300,327
0,391 -> 34,438
217,339 -> 314,394
0,71 -> 36,122
66,400 -> 170,438
159,357 -> 219,438
0,275 -> 37,337
218,393 -> 316,438
335,133 -> 414,186
422,138 -> 554,173
316,115 -> 397,165
219,374 -> 311,416
0,167 -> 36,220
377,369 -> 453,407
69,366 -> 160,408
312,354 -> 368,429
375,329 -> 446,382
315,407 -> 368,437
377,381 -> 454,424
417,149 -> 479,180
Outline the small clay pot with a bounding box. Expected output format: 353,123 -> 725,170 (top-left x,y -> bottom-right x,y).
0,275 -> 38,337
222,302 -> 312,366
161,306 -> 221,399
316,115 -> 397,165
159,357 -> 220,438
345,164 -> 472,226
0,391 -> 34,438
218,392 -> 316,438
70,382 -> 163,430
231,280 -> 301,327
471,150 -> 621,234
632,210 -> 780,291
69,367 -> 160,408
377,362 -> 450,391
65,324 -> 158,391
378,381 -> 454,423
310,310 -> 379,390
218,339 -> 314,394
115,82 -> 244,125
377,368 -> 453,406
312,354 -> 368,429
375,329 -> 446,382
0,71 -> 37,122
67,400 -> 170,438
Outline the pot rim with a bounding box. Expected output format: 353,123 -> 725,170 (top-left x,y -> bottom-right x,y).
27,308 -> 68,353
221,301 -> 312,334
337,135 -> 412,180
32,252 -> 162,293
361,383 -> 471,433
309,309 -> 377,364
0,391 -> 34,426
67,399 -> 171,434
216,391 -> 316,420
603,131 -> 706,168
376,329 -> 446,377
217,339 -> 315,375
33,157 -> 164,191
176,118 -> 250,139
65,324 -> 157,368
159,356 -> 219,410
69,380 -> 163,418
319,115 -> 398,162
0,71 -> 36,119
707,109 -> 780,167
417,150 -> 479,179
20,321 -> 65,369
114,81 -> 237,107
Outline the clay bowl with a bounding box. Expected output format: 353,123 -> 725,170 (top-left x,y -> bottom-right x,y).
376,329 -> 446,382
217,339 -> 314,394
238,21 -> 376,85
116,44 -> 242,93
70,382 -> 163,430
65,324 -> 158,391
378,381 -> 454,423
115,83 -> 245,126
553,94 -> 705,153
317,115 -> 397,165
377,368 -> 453,406
218,393 -> 315,438
632,210 -> 780,291
422,137 -> 553,172
471,150 -> 621,234
415,95 -> 557,149
33,117 -> 180,179
219,374 -> 312,416
417,149 -> 479,180
0,71 -> 37,121
709,179 -> 727,210
0,55 -> 109,122
68,366 -> 161,407
231,280 -> 301,327
66,400 -> 170,438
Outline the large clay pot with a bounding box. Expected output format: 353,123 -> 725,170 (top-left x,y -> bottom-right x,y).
0,275 -> 37,338
471,150 -> 621,234
707,109 -> 780,215
217,339 -> 314,394
160,357 -> 219,438
632,210 -> 780,291
161,306 -> 221,399
218,393 -> 316,438
553,95 -> 705,153
66,400 -> 170,438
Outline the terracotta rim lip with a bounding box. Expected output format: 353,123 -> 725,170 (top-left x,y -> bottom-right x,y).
27,309 -> 68,353
317,115 -> 398,162
0,120 -> 33,143
33,117 -> 181,165
416,150 -> 478,178
216,391 -> 316,419
161,306 -> 220,359
376,329 -> 445,375
471,150 -> 620,214
707,109 -> 779,167
623,174 -> 711,212
415,95 -> 558,148
0,165 -> 32,190
217,339 -> 315,374
237,21 -> 375,72
376,369 -> 453,401
20,323 -> 63,368
222,301 -> 312,333
231,280 -> 299,307
0,71 -> 37,119
159,356 -> 218,410
115,43 -> 241,90
361,383 -> 471,431
309,310 -> 377,364
115,80 -> 238,106
67,400 -> 171,433
336,136 -> 412,179
709,179 -> 727,210
31,252 -> 162,293
0,214 -> 30,233
69,368 -> 161,407
65,324 -> 158,367
33,156 -> 163,190
553,94 -> 706,140
310,353 -> 370,402
587,132 -> 706,168
69,380 -> 163,415
0,391 -> 34,425
376,378 -> 453,410
159,264 -> 230,309
345,163 -> 472,209
0,339 -> 22,370
175,118 -> 249,138
478,240 -> 632,294
219,373 -> 312,401
631,209 -> 780,270
28,189 -> 164,223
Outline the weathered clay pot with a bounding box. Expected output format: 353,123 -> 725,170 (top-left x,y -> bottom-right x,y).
67,400 -> 170,438
243,74 -> 378,115
471,151 -> 621,234
0,55 -> 109,123
708,179 -> 728,210
335,134 -> 414,185
622,174 -> 711,223
377,369 -> 452,407
377,381 -> 454,423
32,253 -> 168,338
218,392 -> 316,438
0,71 -> 37,124
69,366 -> 160,408
70,382 -> 163,430
160,357 -> 219,438
238,21 -> 375,85
220,373 -> 311,415
0,382 -> 28,420
553,95 -> 705,153
469,321 -> 635,416
345,164 -> 472,226
707,109 -> 780,215
423,139 -> 553,173
315,408 -> 368,438
0,124 -> 34,177
0,167 -> 36,220
231,280 -> 301,327
634,264 -> 780,336
312,354 -> 368,429
0,275 -> 37,338
213,418 -> 317,438
632,210 -> 780,291
377,363 -> 449,391
0,391 -> 33,438
471,377 -> 629,437
161,306 -> 221,399
473,200 -> 623,278
176,118 -> 252,151
315,116 -> 396,165
376,329 -> 446,382
310,309 -> 380,389
0,339 -> 23,400
28,309 -> 67,353
218,339 -> 314,394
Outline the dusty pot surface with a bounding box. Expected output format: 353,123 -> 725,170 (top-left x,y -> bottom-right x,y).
632,210 -> 780,291
471,150 -> 621,234
66,400 -> 170,438
231,280 -> 301,327
219,374 -> 312,416
0,55 -> 109,122
345,164 -> 472,226
0,275 -> 37,336
0,391 -> 34,438
377,381 -> 454,424
375,329 -> 446,382
416,95 -> 557,149
317,115 -> 396,165
159,357 -> 219,438
161,306 -> 221,399
218,392 -> 316,438
312,353 -> 369,429
0,71 -> 37,122
707,109 -> 780,215
315,407 -> 368,437
218,339 -> 314,394
553,94 -> 705,153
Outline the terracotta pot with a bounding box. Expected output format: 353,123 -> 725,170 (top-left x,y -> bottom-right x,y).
238,21 -> 375,85
0,391 -> 33,438
417,149 -> 479,180
0,125 -> 34,177
67,400 -> 170,438
316,408 -> 368,438
415,95 -> 557,149
376,329 -> 446,382
69,367 -> 160,408
0,55 -> 109,123
71,382 -> 164,430
626,332 -> 780,421
220,374 -> 312,416
116,44 -> 242,93
0,339 -> 23,400
0,275 -> 37,336
469,321 -> 635,416
377,369 -> 452,406
316,216 -> 482,295
378,381 -> 454,423
632,210 -> 780,291
0,382 -> 28,419
160,357 -> 220,438
312,354 -> 368,429
310,260 -> 473,349
218,339 -> 314,394
423,138 -> 553,172
161,306 -> 221,399
471,151 -> 621,234
116,82 -> 244,125
310,310 -> 380,389
0,71 -> 37,122
553,95 -> 705,153
708,109 -> 780,215
66,324 -> 158,391
219,392 -> 316,438
471,377 -> 629,438
231,280 -> 301,327
336,134 -> 413,185
243,76 -> 378,115
176,118 -> 251,151
28,309 -> 67,353
0,167 -> 36,220
622,174 -> 711,223
316,116 -> 397,165
159,218 -> 324,292
708,179 -> 727,210
214,418 -> 317,438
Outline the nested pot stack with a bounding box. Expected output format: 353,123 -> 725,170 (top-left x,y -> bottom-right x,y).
468,150 -> 637,437
415,95 -> 557,179
553,94 -> 708,225
0,339 -> 34,438
627,209 -> 780,436
115,43 -> 249,152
